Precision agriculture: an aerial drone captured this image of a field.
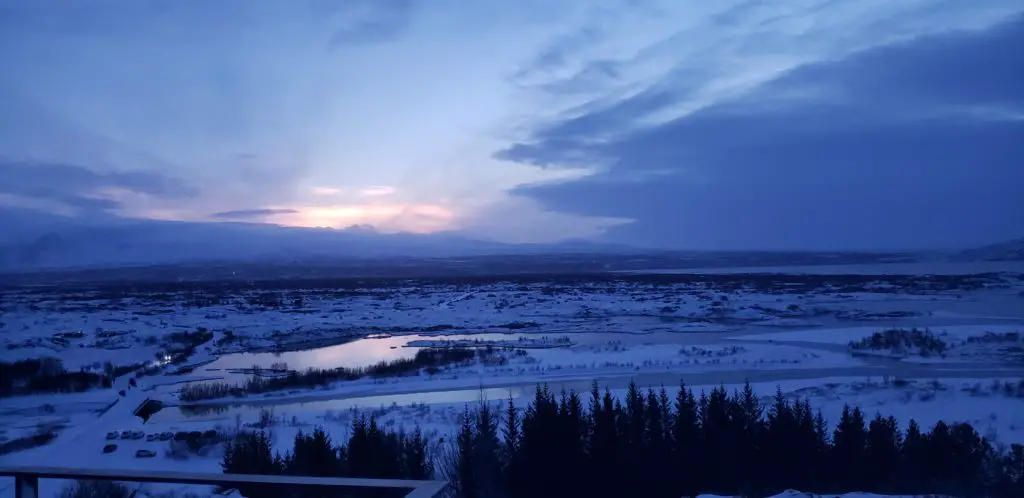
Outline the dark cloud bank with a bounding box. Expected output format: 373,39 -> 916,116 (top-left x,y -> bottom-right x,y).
502,16 -> 1024,251
0,161 -> 193,215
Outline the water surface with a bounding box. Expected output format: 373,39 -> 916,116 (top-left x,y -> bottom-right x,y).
205,333 -> 539,373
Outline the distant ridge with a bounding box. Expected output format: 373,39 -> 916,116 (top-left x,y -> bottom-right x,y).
955,237 -> 1024,262
0,208 -> 642,271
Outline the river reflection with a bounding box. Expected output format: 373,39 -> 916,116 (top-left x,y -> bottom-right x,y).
206,333 -> 535,373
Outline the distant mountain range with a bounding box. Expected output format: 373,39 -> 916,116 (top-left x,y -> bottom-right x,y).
1,208 -> 1021,272
0,208 -> 633,270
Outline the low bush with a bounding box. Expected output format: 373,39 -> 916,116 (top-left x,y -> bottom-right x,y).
0,429 -> 57,456
59,480 -> 132,498
849,328 -> 948,356
0,358 -> 110,397
166,430 -> 225,459
966,331 -> 1022,344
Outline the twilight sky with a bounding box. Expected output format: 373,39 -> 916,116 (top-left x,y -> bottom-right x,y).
1,0 -> 1022,250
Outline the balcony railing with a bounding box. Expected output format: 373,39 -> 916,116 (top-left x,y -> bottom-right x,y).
1,466 -> 448,498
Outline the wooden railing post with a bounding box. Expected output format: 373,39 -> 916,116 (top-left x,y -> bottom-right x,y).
15,475 -> 38,498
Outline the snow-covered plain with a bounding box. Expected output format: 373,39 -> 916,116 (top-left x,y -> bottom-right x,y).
2,268 -> 1024,497
731,324 -> 1024,345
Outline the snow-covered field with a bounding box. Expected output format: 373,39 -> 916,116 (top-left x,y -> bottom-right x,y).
732,324 -> 1024,364
731,324 -> 1024,345
2,267 -> 1024,497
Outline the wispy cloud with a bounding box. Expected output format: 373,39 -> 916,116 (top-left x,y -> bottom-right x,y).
0,161 -> 194,216
359,185 -> 397,197
311,186 -> 343,196
326,0 -> 414,48
210,208 -> 299,220
3,1 -> 1022,248
505,13 -> 1024,250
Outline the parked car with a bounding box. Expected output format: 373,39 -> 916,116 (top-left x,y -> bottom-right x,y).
146,434 -> 156,441
158,432 -> 173,441
121,431 -> 132,439
106,432 -> 118,440
135,449 -> 157,458
102,444 -> 117,454
131,431 -> 145,440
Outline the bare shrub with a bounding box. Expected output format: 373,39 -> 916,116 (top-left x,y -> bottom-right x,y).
59,480 -> 132,498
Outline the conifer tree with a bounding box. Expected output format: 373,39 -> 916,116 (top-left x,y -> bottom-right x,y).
764,386 -> 795,490
927,420 -> 955,486
221,431 -> 279,498
644,388 -> 671,497
813,408 -> 830,450
285,427 -> 340,498
900,418 -> 928,491
673,381 -> 701,497
831,405 -> 868,490
589,384 -> 622,497
501,394 -> 519,462
865,414 -> 902,492
734,382 -> 764,495
700,387 -> 731,492
288,427 -> 339,478
473,400 -> 503,498
792,399 -> 820,490
453,406 -> 478,498
552,389 -> 588,498
404,428 -> 432,480
345,416 -> 371,477
624,380 -> 646,450
224,378 -> 1024,498
948,422 -> 990,496
623,380 -> 647,490
645,388 -> 665,450
658,386 -> 673,445
517,384 -> 559,498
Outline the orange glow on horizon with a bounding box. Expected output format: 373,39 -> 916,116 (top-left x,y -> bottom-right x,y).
273,203 -> 456,233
